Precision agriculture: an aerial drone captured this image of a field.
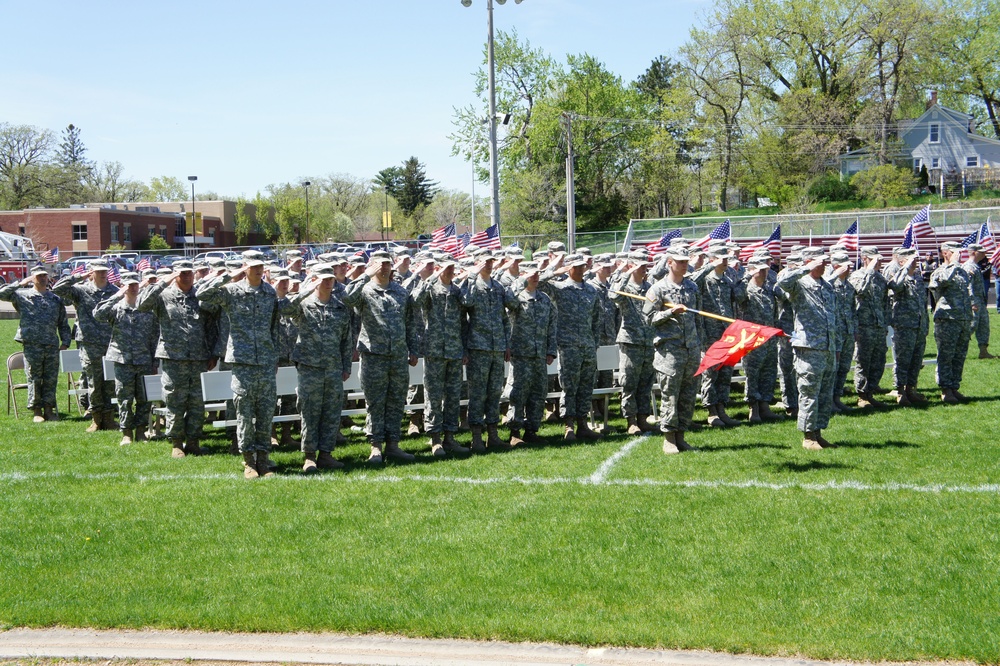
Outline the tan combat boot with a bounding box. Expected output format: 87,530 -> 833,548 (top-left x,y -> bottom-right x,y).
303,451 -> 318,474
256,451 -> 276,477
429,433 -> 446,457
407,412 -> 423,436
802,431 -> 824,451
706,404 -> 725,428
442,432 -> 469,454
748,402 -> 763,424
895,387 -> 911,406
637,414 -> 656,432
487,424 -> 511,450
171,438 -> 186,458
979,344 -> 995,359
385,441 -> 414,462
626,416 -> 642,436
576,418 -> 601,441
317,451 -> 345,469
662,432 -> 680,455
508,427 -> 524,447
243,451 -> 259,479
675,431 -> 695,452
32,407 -> 45,423
563,419 -> 577,442
119,429 -> 133,446
86,410 -> 102,433
816,431 -> 835,448
368,442 -> 384,464
717,404 -> 741,426
44,406 -> 59,421
856,392 -> 875,409
905,386 -> 927,404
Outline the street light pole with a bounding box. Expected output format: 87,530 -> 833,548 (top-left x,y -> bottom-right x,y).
303,180 -> 311,245
187,175 -> 197,248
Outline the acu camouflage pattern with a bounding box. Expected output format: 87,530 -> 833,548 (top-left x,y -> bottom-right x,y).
412,276 -> 467,434
461,275 -> 516,427
737,279 -> 778,404
826,273 -> 857,399
962,258 -> 991,346
773,267 -> 798,411
0,283 -> 71,409
94,294 -> 158,431
610,278 -> 655,419
884,261 -> 929,388
849,267 -> 890,394
507,287 -> 557,431
691,265 -> 743,407
930,262 -> 974,390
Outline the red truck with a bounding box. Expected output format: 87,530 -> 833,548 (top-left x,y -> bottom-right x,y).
0,230 -> 40,285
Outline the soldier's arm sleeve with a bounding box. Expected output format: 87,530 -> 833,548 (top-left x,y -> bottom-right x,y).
194,274 -> 232,305
0,284 -> 18,302
339,315 -> 353,375
775,267 -> 807,298
57,303 -> 72,347
642,286 -> 670,327
546,304 -> 558,357
51,274 -> 83,302
92,292 -> 123,325
689,265 -> 713,285
342,275 -> 370,308
405,293 -> 420,356
732,276 -> 748,305
650,255 -> 668,281
459,279 -> 477,309
135,280 -> 167,314
591,292 -> 603,341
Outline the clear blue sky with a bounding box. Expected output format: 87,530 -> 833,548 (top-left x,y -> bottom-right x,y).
1,0 -> 708,199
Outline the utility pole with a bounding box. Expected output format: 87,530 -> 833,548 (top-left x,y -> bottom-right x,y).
562,113 -> 576,252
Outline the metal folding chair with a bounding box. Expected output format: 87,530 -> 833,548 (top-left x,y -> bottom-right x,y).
6,351 -> 29,418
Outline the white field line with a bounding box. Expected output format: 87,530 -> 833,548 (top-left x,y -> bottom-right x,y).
587,434 -> 647,484
1,469 -> 999,494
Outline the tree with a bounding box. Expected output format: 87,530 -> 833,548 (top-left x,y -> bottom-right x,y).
394,157 -> 437,216
57,124 -> 88,167
0,123 -> 55,210
850,164 -> 916,206
146,176 -> 187,202
86,161 -> 146,203
373,167 -> 402,199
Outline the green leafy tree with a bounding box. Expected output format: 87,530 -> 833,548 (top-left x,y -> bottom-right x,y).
146,176 -> 187,202
850,164 -> 916,206
0,123 -> 55,210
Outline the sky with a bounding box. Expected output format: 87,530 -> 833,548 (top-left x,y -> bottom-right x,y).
1,0 -> 709,200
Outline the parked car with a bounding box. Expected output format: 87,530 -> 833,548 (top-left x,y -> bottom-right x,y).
194,251 -> 237,263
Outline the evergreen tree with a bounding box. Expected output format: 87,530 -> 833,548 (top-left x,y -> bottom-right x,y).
395,157 -> 437,216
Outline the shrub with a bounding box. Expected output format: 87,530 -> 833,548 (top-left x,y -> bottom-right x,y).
850,165 -> 916,207
807,172 -> 856,202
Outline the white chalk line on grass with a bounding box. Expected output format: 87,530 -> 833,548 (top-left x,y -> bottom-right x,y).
587,434 -> 648,484
2,469 -> 999,495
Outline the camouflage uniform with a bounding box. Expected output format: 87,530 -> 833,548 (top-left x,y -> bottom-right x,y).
196,274 -> 280,453
827,273 -> 857,399
737,279 -> 778,404
773,269 -> 798,411
401,272 -> 427,423
589,274 -> 620,391
691,265 -> 743,408
137,280 -> 213,440
412,276 -> 466,435
642,276 -> 702,433
94,294 -> 158,432
962,258 -> 990,347
884,262 -> 929,390
538,274 -> 602,419
506,286 -> 557,432
279,284 -> 353,454
774,268 -> 839,433
52,274 -> 117,413
460,275 -> 516,427
0,283 -> 71,409
848,267 -> 889,394
609,277 -> 655,420
344,274 -> 418,444
929,262 -> 973,390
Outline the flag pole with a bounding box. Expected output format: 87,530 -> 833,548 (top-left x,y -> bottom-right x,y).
611,289 -> 738,324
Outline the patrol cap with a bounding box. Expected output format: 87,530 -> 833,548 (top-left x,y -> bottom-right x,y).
156,267 -> 172,277
142,269 -> 157,279
506,247 -> 525,260
860,246 -> 884,259
967,243 -> 985,252
594,252 -> 615,267
303,259 -> 318,271
464,243 -> 482,256
328,253 -> 349,266
89,259 -> 110,271
627,250 -> 651,264
688,246 -> 705,257
894,247 -> 917,257
577,247 -> 592,257
469,247 -> 494,260
316,252 -> 336,263
120,271 -> 140,285
786,252 -> 803,263
941,241 -> 962,251
370,250 -> 392,263
519,260 -> 541,275
726,241 -> 741,251
206,257 -> 226,268
225,258 -> 243,270
436,257 -> 458,270
30,264 -> 48,276
270,267 -> 290,282
665,247 -> 690,261
707,246 -> 729,259
789,244 -> 807,253
829,242 -> 848,251
669,237 -> 689,247
565,253 -> 588,268
349,254 -> 366,266
801,247 -> 828,260
830,251 -> 852,264
242,250 -> 266,267
173,259 -> 194,272
312,263 -> 336,279
192,259 -> 208,269
746,259 -> 769,272
547,241 -> 566,253
286,249 -> 303,259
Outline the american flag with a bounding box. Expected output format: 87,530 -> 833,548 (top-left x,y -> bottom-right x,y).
739,226 -> 781,261
468,223 -> 502,251
71,263 -> 87,276
40,247 -> 59,263
901,224 -> 917,251
107,264 -> 122,286
430,223 -> 462,254
977,218 -> 996,253
901,205 -> 934,253
958,229 -> 980,263
990,247 -> 1000,273
837,220 -> 860,251
136,257 -> 151,272
352,249 -> 372,261
634,229 -> 683,256
690,220 -> 732,250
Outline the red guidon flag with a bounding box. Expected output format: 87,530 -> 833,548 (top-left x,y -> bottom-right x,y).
695,320 -> 786,376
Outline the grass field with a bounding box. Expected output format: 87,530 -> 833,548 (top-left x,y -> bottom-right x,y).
2,316 -> 999,663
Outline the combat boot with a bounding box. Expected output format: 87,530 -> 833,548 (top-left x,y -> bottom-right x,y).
508,427 -> 524,447
280,423 -> 294,448
816,431 -> 835,448
626,416 -> 642,436
469,427 -> 487,453
487,424 -> 512,450
662,432 -> 680,455
303,451 -> 318,474
758,401 -> 782,421
32,407 -> 44,423
385,441 -> 415,462
895,387 -> 911,406
905,386 -> 927,404
979,344 -> 995,359
443,432 -> 470,454
368,442 -> 384,464
171,438 -> 186,458
429,433 -> 446,457
637,414 -> 656,432
523,429 -> 544,444
86,410 -> 103,433
545,403 -> 561,423
576,418 -> 601,441
802,432 -> 824,451
317,451 -> 345,469
941,388 -> 959,404
407,412 -> 423,436
748,402 -> 763,424
185,439 -> 203,456
256,451 -> 276,477
856,392 -> 876,409
717,404 -> 741,426
953,388 -> 968,401
119,429 -> 133,446
243,452 -> 259,479
706,404 -> 725,428
563,419 -> 577,442
102,410 -> 117,431
133,427 -> 147,441
831,395 -> 850,413
675,431 -> 696,452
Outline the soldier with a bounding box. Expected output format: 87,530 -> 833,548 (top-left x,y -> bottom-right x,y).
849,247 -> 890,408
270,267 -> 298,447
52,259 -> 118,431
609,251 -> 656,435
826,251 -> 858,412
775,247 -> 843,450
962,243 -> 994,358
93,272 -> 158,445
344,250 -> 420,463
738,258 -> 781,423
883,247 -> 929,405
402,252 -> 434,437
691,246 -> 744,427
460,249 -> 518,452
197,250 -> 281,478
773,252 -> 802,416
0,266 -> 71,421
930,241 -> 974,404
506,261 -> 557,445
278,264 -> 354,472
538,253 -> 603,442
642,247 -> 701,454
137,260 -> 213,457
588,253 -> 620,423
411,257 -> 469,455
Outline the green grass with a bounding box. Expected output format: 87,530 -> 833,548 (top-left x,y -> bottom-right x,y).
2,317 -> 1000,662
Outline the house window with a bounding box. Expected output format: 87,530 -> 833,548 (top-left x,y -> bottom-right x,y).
929,124 -> 940,143
913,158 -> 923,171
18,224 -> 26,235
175,218 -> 186,237
159,225 -> 167,238
931,157 -> 941,169
967,156 -> 979,167
72,223 -> 87,241
110,224 -> 119,243
123,224 -> 132,242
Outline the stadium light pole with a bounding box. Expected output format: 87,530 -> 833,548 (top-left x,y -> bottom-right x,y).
303,180 -> 311,245
462,0 -> 524,231
187,176 -> 197,247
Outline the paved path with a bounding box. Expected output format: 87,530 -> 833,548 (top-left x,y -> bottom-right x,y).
0,628 -> 949,666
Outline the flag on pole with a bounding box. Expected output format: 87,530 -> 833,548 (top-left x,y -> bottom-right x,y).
136,257 -> 151,272
468,223 -> 502,251
71,263 -> 87,276
107,264 -> 122,286
635,229 -> 683,256
695,320 -> 786,376
989,247 -> 1000,273
837,220 -> 860,251
977,218 -> 996,253
901,205 -> 934,253
690,220 -> 732,250
738,226 -> 781,261
39,247 -> 59,263
430,223 -> 462,254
